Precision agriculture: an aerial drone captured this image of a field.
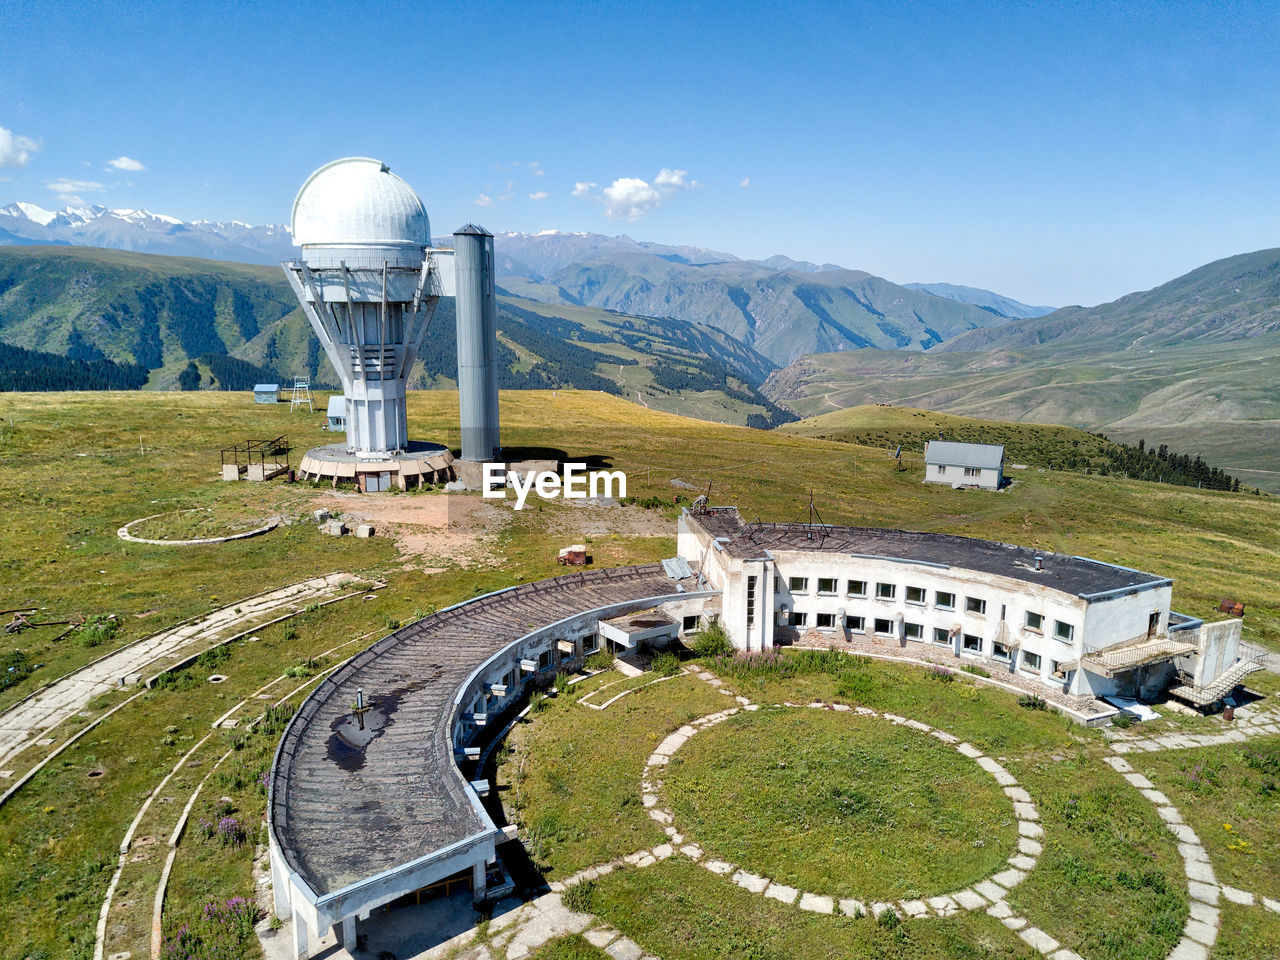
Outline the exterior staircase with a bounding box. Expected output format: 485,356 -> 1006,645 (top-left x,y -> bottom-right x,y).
1168,644 -> 1268,707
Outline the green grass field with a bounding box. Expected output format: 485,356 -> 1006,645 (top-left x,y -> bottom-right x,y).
0,387 -> 1277,959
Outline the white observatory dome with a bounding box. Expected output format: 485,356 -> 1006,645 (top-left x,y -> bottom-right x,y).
290,158 -> 430,253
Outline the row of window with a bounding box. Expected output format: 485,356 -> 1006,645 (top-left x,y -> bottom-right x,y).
784,576 -> 1075,642
785,613 -> 1062,675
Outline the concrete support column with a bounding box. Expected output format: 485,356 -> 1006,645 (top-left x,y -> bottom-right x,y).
292,913 -> 311,960
340,915 -> 357,949
472,859 -> 488,904
270,847 -> 292,921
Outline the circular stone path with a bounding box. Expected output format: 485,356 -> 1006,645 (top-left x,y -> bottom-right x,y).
118,509 -> 279,545
661,705 -> 1017,902
642,699 -> 1044,921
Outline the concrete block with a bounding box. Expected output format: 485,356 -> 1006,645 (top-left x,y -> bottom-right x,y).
1018,926 -> 1060,953
321,519 -> 346,536
313,508 -> 331,522
764,883 -> 798,904
355,523 -> 375,539
1220,885 -> 1254,905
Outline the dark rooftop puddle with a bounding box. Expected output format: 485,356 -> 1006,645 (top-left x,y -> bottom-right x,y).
325,672 -> 441,772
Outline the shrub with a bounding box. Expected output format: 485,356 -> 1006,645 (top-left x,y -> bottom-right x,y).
553,671 -> 571,694
1018,693 -> 1048,711
651,652 -> 681,677
1,649 -> 33,690
690,622 -> 732,658
877,906 -> 901,929
960,664 -> 991,678
562,879 -> 595,912
77,614 -> 120,648
926,665 -> 955,683
1111,712 -> 1134,729
584,650 -> 615,672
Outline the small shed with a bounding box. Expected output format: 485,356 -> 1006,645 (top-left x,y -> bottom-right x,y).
253,383 -> 280,404
924,440 -> 1005,490
326,395 -> 347,431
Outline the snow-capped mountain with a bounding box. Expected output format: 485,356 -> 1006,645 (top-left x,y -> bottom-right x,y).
0,202 -> 295,264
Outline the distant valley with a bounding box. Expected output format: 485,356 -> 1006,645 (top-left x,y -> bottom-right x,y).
763,248 -> 1280,492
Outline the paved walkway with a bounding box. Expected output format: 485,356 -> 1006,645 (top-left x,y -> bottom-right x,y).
1109,707 -> 1280,754
0,573 -> 361,770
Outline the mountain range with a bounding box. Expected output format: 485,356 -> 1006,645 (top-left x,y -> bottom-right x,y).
0,245 -> 792,427
0,202 -> 1049,365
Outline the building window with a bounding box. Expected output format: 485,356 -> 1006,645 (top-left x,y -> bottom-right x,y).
847,579 -> 867,597
876,582 -> 896,600
964,467 -> 980,478
965,597 -> 987,615
1025,611 -> 1044,632
788,576 -> 808,594
583,633 -> 599,654
904,621 -> 923,641
792,612 -> 808,627
538,650 -> 553,671
963,633 -> 982,652
682,615 -> 700,633
845,615 -> 865,631
1054,620 -> 1075,642
817,577 -> 838,596
905,586 -> 926,604
933,627 -> 951,645
1022,650 -> 1042,671
746,576 -> 757,627
935,591 -> 956,610
874,617 -> 894,636
816,612 -> 835,629
992,642 -> 1010,660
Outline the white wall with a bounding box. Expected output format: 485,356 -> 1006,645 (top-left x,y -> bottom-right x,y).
925,463 -> 1001,490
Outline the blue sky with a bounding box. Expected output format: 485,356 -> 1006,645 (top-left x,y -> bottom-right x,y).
1,0 -> 1277,305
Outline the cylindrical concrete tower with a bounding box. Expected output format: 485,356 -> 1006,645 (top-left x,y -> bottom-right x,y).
454,225 -> 501,462
284,158 -> 438,458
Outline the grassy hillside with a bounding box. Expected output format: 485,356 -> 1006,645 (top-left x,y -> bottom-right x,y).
0,389 -> 1278,958
784,405 -> 1123,466
940,247 -> 1280,354
780,405 -> 1247,490
764,334 -> 1280,492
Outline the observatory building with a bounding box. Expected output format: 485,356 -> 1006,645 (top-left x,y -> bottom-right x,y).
283,158 -> 502,490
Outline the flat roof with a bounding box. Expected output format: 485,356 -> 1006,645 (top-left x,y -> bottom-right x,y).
691,508 -> 1168,599
270,563 -> 703,899
925,440 -> 1005,469
601,608 -> 678,634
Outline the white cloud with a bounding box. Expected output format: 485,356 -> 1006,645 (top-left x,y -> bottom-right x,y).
0,126 -> 40,168
740,177 -> 750,188
475,193 -> 494,207
528,191 -> 548,201
106,155 -> 146,172
601,177 -> 663,221
529,161 -> 544,177
577,167 -> 699,221
46,178 -> 105,205
654,168 -> 698,189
